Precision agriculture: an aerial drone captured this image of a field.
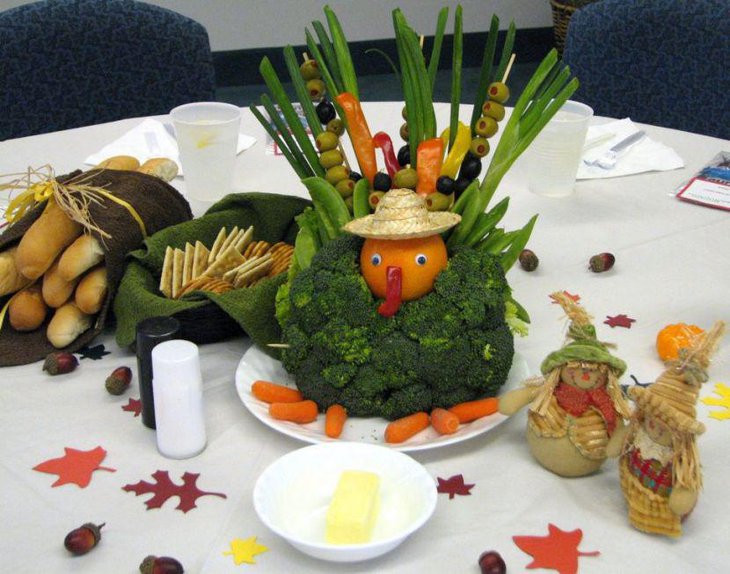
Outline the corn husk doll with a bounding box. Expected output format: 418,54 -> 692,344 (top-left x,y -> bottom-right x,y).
610,321 -> 725,538
499,292 -> 631,477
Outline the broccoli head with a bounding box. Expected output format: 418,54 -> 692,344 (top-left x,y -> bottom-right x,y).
278,234 -> 515,420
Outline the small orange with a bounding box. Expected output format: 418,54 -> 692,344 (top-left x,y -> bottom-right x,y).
360,235 -> 447,301
656,323 -> 704,361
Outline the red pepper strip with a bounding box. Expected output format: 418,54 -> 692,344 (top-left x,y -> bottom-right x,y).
336,92 -> 378,185
378,266 -> 402,318
415,137 -> 445,196
372,131 -> 400,178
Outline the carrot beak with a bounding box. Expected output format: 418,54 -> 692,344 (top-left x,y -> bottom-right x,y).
377,266 -> 402,317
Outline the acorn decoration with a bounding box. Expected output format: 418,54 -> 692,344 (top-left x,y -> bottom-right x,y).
43,351 -> 78,375
616,321 -> 725,538
139,555 -> 184,574
64,522 -> 104,555
499,292 -> 631,477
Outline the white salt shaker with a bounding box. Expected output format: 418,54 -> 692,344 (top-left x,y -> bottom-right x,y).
151,339 -> 207,459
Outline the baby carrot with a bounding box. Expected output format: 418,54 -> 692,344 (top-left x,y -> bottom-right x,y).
448,397 -> 499,423
252,380 -> 303,403
384,411 -> 430,444
269,400 -> 319,424
430,408 -> 460,435
324,404 -> 348,438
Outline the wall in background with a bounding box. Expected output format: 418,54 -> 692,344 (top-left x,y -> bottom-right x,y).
0,0 -> 552,51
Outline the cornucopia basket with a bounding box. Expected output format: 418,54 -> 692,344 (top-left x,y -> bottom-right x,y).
0,169 -> 192,366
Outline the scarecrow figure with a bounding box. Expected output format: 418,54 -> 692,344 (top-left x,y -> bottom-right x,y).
613,321 -> 725,538
499,292 -> 631,477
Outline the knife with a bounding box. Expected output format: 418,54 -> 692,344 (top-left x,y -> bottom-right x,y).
585,130 -> 646,169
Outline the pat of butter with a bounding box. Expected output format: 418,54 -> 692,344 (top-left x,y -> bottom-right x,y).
325,469 -> 380,544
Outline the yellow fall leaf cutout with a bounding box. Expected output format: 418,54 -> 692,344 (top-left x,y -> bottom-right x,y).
701,383 -> 730,420
223,536 -> 269,565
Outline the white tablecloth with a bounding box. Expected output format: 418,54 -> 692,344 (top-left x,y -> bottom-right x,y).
0,103 -> 728,573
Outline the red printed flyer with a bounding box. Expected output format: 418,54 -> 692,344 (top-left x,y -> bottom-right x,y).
676,151 -> 730,211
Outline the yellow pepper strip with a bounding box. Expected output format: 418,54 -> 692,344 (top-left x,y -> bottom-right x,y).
439,121 -> 471,179
416,138 -> 444,196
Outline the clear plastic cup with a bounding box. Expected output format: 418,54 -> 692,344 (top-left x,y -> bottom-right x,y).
525,100 -> 593,198
170,102 -> 241,203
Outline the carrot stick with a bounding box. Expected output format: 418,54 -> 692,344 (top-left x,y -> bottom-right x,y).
448,397 -> 499,423
269,400 -> 319,424
252,380 -> 304,403
384,411 -> 430,444
431,408 -> 460,435
325,404 -> 348,438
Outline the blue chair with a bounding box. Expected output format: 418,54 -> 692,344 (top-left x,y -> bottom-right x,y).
0,0 -> 216,140
562,0 -> 730,139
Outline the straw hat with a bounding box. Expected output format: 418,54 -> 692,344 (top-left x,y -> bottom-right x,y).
629,321 -> 725,435
342,188 -> 461,239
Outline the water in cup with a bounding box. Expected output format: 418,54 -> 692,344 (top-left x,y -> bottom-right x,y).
526,101 -> 593,198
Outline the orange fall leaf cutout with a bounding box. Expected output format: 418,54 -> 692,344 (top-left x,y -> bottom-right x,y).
33,446 -> 116,488
513,523 -> 599,574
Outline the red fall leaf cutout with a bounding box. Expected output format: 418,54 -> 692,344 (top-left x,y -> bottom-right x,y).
122,397 -> 142,417
436,474 -> 475,499
122,470 -> 227,513
513,523 -> 600,574
33,446 -> 116,488
604,314 -> 636,329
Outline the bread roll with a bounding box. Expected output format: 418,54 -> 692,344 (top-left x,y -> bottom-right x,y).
8,285 -> 48,331
137,158 -> 178,182
46,302 -> 92,348
42,259 -> 81,308
0,246 -> 32,296
15,199 -> 83,280
57,234 -> 104,281
75,266 -> 108,314
95,155 -> 140,171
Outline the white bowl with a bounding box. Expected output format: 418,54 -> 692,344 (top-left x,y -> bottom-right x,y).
253,442 -> 437,562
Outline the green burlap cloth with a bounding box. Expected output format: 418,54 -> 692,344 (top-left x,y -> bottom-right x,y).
113,192 -> 310,355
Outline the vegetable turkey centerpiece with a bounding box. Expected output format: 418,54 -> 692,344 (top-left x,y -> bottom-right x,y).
257,4 -> 580,421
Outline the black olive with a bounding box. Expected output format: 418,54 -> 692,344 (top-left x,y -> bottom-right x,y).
436,175 -> 456,195
316,100 -> 336,124
454,176 -> 472,198
373,171 -> 392,192
349,171 -> 362,182
396,144 -> 410,167
459,153 -> 482,181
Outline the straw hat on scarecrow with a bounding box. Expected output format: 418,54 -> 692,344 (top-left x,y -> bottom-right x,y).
619,321 -> 725,538
343,188 -> 461,239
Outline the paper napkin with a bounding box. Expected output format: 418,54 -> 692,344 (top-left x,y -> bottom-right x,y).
84,118 -> 256,176
577,118 -> 684,179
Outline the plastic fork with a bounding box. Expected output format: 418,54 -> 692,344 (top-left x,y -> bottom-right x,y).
584,130 -> 646,169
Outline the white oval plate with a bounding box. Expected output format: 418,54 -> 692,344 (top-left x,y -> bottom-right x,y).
235,345 -> 529,452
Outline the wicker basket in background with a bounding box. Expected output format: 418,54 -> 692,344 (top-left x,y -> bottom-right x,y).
550,0 -> 600,55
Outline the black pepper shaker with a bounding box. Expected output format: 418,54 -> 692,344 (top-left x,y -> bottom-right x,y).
135,316 -> 181,429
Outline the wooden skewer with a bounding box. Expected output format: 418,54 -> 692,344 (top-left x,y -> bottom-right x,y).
267,343 -> 291,349
338,141 -> 352,171
501,53 -> 516,84
302,52 -> 311,63
419,34 -> 425,50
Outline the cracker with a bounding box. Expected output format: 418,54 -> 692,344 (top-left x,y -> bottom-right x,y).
171,248 -> 185,299
234,226 -> 255,254
192,241 -> 210,279
182,242 -> 195,286
204,244 -> 246,278
234,254 -> 273,288
178,274 -> 211,297
159,246 -> 174,298
218,225 -> 240,256
208,227 -> 228,264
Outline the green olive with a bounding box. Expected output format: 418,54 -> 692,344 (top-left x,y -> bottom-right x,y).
487,81 -> 510,104
299,59 -> 321,81
368,191 -> 385,209
474,116 -> 499,138
315,131 -> 339,152
335,178 -> 355,198
481,100 -> 505,121
306,78 -> 326,101
425,191 -> 453,212
469,137 -> 490,158
344,195 -> 354,212
326,118 -> 345,136
393,166 -> 417,190
401,105 -> 408,120
399,122 -> 409,142
325,165 -> 350,186
319,149 -> 344,169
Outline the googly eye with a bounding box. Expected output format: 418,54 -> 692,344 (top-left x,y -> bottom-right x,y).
415,253 -> 428,266
370,253 -> 382,266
